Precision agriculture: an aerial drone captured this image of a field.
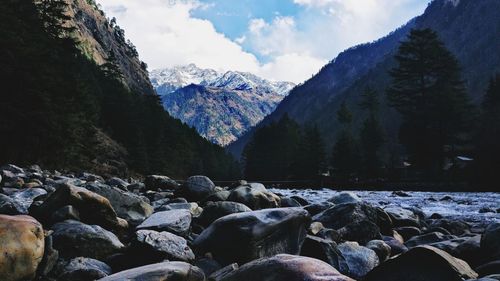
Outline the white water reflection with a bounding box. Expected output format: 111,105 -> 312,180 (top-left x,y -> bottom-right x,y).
269,188 -> 500,227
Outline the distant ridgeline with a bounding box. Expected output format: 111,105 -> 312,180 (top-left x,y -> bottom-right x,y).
0,0 -> 240,179
232,0 -> 500,189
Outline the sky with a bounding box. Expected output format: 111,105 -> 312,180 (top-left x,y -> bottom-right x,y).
98,0 -> 431,84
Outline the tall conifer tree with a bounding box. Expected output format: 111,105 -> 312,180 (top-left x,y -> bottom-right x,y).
387,28 -> 473,176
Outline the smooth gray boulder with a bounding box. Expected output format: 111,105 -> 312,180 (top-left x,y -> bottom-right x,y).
51,220 -> 125,260
0,193 -> 25,215
32,183 -> 129,235
328,192 -> 361,205
364,245 -> 478,281
481,223 -> 500,261
198,201 -> 251,227
280,197 -> 302,207
219,254 -> 354,281
429,219 -> 471,236
337,220 -> 382,244
53,257 -> 112,281
133,229 -> 195,262
194,208 -> 310,265
177,175 -> 216,202
384,207 -> 422,227
337,241 -> 379,279
313,202 -> 392,235
0,188 -> 46,215
226,183 -> 280,210
156,202 -> 203,217
366,240 -> 392,262
201,190 -> 231,203
137,209 -> 192,237
405,232 -> 456,248
300,235 -> 349,274
85,183 -> 153,226
97,261 -> 205,281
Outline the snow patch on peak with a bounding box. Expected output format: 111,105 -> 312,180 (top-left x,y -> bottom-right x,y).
150,64 -> 295,96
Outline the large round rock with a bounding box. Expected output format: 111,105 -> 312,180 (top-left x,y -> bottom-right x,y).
53,257 -> 112,281
0,215 -> 45,281
337,242 -> 379,279
33,183 -> 128,234
179,176 -> 216,202
219,254 -> 354,281
136,209 -> 192,237
364,245 -> 478,281
313,202 -> 392,235
481,223 -> 500,261
97,261 -> 205,281
197,201 -> 251,227
133,230 -> 195,262
85,183 -> 153,226
194,208 -> 310,265
227,183 -> 280,210
51,220 -> 125,260
384,207 -> 422,227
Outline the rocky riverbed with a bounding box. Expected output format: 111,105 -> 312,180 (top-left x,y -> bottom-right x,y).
0,164 -> 499,281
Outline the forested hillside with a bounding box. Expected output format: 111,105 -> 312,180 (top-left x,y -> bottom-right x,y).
229,0 -> 500,159
0,0 -> 239,179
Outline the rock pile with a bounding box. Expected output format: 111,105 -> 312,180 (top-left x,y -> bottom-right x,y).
0,164 -> 498,281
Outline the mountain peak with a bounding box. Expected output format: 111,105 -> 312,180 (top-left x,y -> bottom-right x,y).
150,65 -> 296,146
150,65 -> 295,96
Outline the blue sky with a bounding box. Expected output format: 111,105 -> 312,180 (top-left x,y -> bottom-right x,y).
99,0 -> 431,83
192,0 -> 300,40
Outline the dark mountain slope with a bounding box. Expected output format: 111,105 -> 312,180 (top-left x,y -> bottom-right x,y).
0,0 -> 239,179
229,0 -> 500,158
162,84 -> 283,146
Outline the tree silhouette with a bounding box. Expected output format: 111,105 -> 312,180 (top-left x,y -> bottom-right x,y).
387,28 -> 474,177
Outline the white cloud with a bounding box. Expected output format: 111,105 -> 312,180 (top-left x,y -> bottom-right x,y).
98,0 -> 429,84
260,53 -> 327,83
245,0 -> 430,64
99,0 -> 260,74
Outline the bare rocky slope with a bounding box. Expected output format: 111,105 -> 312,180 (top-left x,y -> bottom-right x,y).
67,0 -> 154,95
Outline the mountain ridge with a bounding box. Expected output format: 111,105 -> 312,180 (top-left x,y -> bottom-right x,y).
228,0 -> 500,158
151,64 -> 295,146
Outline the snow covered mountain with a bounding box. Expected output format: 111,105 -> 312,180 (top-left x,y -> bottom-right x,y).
150,64 -> 295,96
149,64 -> 295,146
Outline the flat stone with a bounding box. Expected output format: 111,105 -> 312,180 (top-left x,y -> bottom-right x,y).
97,261 -> 205,281
51,220 -> 125,260
137,209 -> 192,237
134,229 -> 195,262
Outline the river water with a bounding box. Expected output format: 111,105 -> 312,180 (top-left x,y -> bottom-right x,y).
269,188 -> 500,228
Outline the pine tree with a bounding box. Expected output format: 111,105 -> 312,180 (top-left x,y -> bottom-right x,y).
359,87 -> 385,178
293,126 -> 326,180
387,28 -> 474,176
243,114 -> 301,180
100,50 -> 123,80
331,102 -> 359,180
475,74 -> 500,189
35,0 -> 75,39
